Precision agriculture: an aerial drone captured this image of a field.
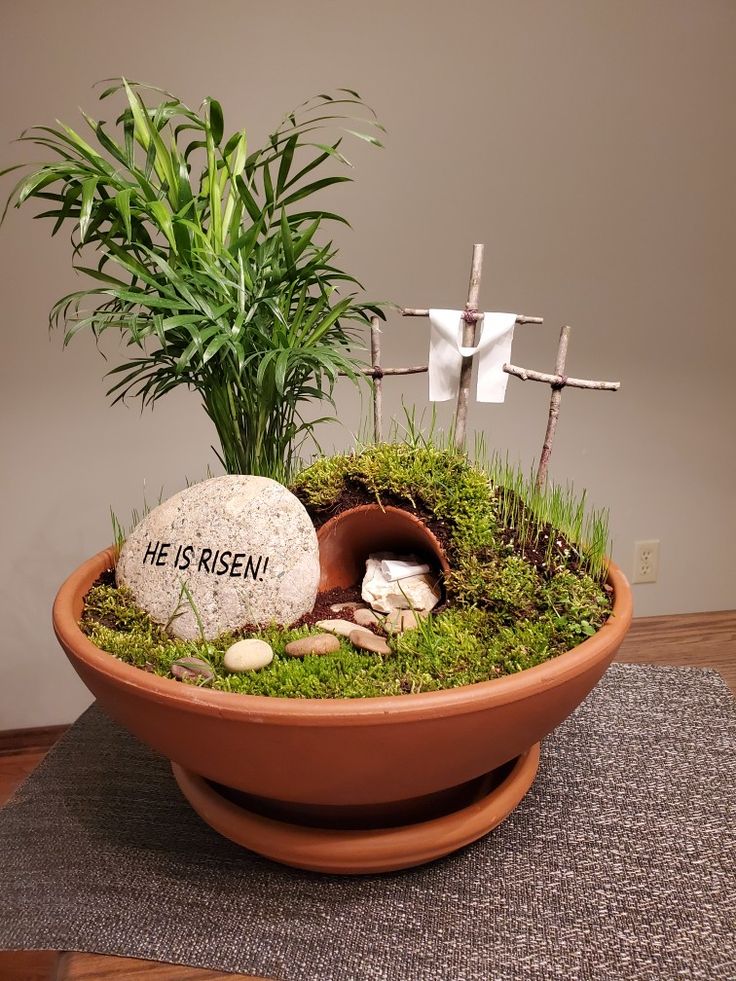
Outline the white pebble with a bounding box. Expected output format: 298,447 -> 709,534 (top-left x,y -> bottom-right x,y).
316,618 -> 362,637
224,638 -> 274,673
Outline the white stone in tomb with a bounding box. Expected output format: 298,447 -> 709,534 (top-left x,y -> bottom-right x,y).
362,552 -> 441,614
116,475 -> 320,640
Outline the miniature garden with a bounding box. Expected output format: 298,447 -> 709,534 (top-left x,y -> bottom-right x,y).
78,438 -> 613,698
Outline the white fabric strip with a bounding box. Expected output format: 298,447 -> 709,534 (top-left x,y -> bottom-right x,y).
428,310 -> 517,403
379,558 -> 432,582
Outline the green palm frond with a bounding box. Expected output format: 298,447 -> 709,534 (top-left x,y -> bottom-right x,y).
4,79 -> 385,479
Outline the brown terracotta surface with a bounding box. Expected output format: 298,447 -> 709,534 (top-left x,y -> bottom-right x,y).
316,504 -> 450,590
53,547 -> 633,814
171,744 -> 540,874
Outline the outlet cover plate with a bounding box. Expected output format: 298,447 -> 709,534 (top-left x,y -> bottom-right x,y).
633,539 -> 660,584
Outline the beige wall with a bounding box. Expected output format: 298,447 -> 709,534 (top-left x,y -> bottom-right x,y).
1,0 -> 734,729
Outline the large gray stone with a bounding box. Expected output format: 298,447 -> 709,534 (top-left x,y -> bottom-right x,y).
116,475 -> 320,640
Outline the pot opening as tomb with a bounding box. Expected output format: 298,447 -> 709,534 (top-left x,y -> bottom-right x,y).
315,504 -> 450,601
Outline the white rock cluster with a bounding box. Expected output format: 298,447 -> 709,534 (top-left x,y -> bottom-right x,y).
361,552 -> 441,615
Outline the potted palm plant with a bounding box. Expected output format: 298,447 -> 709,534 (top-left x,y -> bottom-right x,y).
4,79 -> 384,479
5,81 -> 632,875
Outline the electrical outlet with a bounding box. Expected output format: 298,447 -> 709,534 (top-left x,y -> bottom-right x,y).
633,540 -> 660,584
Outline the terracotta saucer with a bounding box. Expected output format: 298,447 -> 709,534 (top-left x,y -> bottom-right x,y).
172,743 -> 540,875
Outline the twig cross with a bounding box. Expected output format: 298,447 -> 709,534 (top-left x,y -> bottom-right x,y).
503,325 -> 620,488
364,243 -> 543,444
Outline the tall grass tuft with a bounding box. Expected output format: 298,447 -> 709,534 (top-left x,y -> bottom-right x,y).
485,453 -> 611,581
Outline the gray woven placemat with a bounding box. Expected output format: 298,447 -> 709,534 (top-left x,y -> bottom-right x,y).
1,664 -> 734,981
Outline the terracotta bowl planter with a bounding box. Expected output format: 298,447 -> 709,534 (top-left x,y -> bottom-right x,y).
53,539 -> 632,874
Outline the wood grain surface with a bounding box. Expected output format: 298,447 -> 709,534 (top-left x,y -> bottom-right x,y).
617,609 -> 736,694
0,727 -> 68,756
58,953 -> 258,979
1,609 -> 733,980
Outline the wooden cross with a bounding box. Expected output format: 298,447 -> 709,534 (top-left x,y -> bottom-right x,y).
503,325 -> 620,489
364,243 -> 543,445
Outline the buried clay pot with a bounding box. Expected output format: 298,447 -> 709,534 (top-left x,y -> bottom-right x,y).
315,504 -> 450,593
54,545 -> 632,862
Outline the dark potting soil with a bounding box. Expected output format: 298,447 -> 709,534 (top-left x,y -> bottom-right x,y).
291,584 -> 365,627
241,585 -> 374,633
493,489 -> 585,578
82,567 -> 121,632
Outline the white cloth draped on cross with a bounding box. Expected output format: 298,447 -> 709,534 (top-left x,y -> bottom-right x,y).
428,310 -> 517,403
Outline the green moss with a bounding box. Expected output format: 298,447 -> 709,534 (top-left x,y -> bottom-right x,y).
83,444 -> 612,699
538,569 -> 612,642
292,442 -> 498,556
290,453 -> 352,508
292,443 -> 609,616
446,554 -> 542,619
82,583 -> 590,697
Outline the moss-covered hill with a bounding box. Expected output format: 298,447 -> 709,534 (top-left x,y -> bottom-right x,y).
291,442 -> 610,616
82,445 -> 612,698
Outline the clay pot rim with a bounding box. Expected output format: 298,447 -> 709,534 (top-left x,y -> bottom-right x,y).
53,546 -> 633,726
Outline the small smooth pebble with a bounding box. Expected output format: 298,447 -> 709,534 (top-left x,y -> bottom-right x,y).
171,656 -> 214,683
223,638 -> 274,673
349,629 -> 391,655
354,608 -> 380,627
330,602 -> 365,613
284,634 -> 340,657
384,609 -> 426,634
316,618 -> 362,638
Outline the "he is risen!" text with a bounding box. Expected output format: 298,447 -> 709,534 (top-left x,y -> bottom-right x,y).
142,541 -> 270,581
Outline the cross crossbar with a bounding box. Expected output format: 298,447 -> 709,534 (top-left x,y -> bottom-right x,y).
503,325 -> 620,487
